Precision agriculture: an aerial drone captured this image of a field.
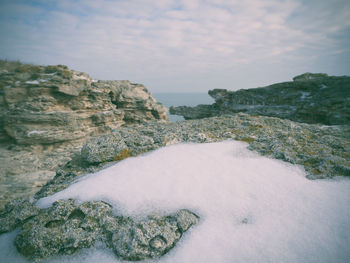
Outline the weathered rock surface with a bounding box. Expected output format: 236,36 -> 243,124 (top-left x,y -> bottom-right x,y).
11,198 -> 198,262
108,209 -> 199,261
0,141 -> 82,210
0,199 -> 40,234
34,113 -> 350,201
15,199 -> 111,261
0,61 -> 168,145
0,60 -> 168,209
81,132 -> 129,164
170,73 -> 350,125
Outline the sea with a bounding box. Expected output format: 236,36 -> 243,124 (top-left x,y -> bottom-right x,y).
152,92 -> 214,122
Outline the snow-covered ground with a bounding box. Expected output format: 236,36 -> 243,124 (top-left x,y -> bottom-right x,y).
1,141 -> 350,263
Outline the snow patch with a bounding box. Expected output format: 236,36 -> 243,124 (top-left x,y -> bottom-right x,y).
43,72 -> 57,76
73,74 -> 89,80
2,141 -> 350,263
25,80 -> 39,84
27,130 -> 46,136
35,141 -> 350,263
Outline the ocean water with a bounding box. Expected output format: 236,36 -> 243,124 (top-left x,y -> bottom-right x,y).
2,141 -> 349,263
152,92 -> 214,122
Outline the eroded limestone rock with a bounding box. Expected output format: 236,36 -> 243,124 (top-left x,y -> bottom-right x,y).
0,61 -> 168,145
13,199 -> 199,262
33,114 -> 350,204
0,198 -> 40,234
81,132 -> 129,164
106,209 -> 199,261
0,60 -> 168,208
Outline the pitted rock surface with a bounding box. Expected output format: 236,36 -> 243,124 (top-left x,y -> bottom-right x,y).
0,198 -> 40,234
12,198 -> 199,262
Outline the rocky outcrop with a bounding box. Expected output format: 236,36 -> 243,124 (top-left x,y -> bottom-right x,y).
0,61 -> 168,209
33,113 -> 350,202
1,113 -> 349,261
0,198 -> 199,262
170,73 -> 350,125
0,61 -> 168,145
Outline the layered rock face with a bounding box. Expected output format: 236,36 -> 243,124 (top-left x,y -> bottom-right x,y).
170,73 -> 350,125
0,61 -> 168,209
0,61 -> 168,145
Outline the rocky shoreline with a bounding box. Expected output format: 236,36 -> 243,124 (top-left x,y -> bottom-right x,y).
170,73 -> 350,125
0,64 -> 350,262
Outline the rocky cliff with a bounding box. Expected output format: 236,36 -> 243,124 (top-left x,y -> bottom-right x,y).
0,61 -> 168,145
0,60 -> 168,208
170,73 -> 350,125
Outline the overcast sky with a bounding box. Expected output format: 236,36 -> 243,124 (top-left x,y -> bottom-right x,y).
0,0 -> 349,92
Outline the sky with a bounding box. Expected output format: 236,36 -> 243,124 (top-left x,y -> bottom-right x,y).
0,0 -> 349,92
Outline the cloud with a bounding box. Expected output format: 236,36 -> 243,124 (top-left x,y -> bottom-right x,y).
0,0 -> 349,91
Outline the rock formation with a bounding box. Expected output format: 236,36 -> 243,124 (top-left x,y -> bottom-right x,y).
1,113 -> 349,261
0,198 -> 198,262
170,73 -> 350,125
0,61 -> 168,208
33,113 -> 350,203
1,64 -> 350,262
0,61 -> 168,145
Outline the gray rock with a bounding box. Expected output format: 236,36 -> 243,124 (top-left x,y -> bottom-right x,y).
78,114 -> 349,180
81,133 -> 129,164
15,199 -> 112,262
0,141 -> 82,210
170,73 -> 350,125
107,209 -> 199,261
0,198 -> 40,234
0,60 -> 168,208
13,198 -> 199,262
0,61 -> 168,145
33,114 -> 350,203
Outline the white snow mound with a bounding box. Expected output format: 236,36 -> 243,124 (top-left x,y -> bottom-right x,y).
2,141 -> 350,263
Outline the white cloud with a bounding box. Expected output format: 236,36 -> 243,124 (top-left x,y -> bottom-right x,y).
0,0 -> 349,91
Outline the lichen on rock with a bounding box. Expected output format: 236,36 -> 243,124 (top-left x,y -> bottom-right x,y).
0,198 -> 40,234
12,198 -> 199,262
